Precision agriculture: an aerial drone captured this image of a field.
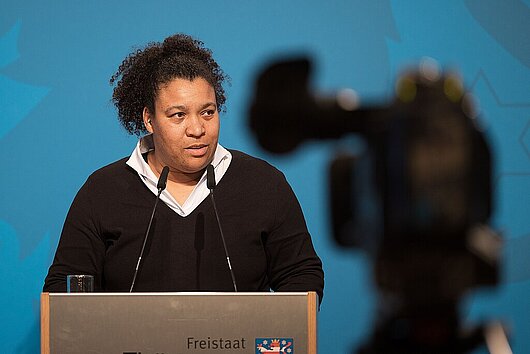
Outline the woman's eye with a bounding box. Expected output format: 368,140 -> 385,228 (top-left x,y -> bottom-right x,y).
171,112 -> 185,118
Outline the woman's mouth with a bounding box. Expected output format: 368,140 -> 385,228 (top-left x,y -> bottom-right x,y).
185,144 -> 208,157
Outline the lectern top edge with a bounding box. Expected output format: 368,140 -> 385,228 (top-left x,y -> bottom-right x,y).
45,291 -> 315,297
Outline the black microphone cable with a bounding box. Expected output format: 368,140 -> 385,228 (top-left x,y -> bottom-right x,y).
207,164 -> 238,292
129,166 -> 170,292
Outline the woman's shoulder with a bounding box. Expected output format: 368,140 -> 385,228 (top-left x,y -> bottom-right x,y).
82,157 -> 139,191
225,149 -> 289,191
88,157 -> 132,178
228,150 -> 284,178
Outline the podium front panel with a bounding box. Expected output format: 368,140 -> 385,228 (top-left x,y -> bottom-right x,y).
44,292 -> 316,353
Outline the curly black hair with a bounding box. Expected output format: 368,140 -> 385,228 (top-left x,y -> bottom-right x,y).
110,33 -> 228,135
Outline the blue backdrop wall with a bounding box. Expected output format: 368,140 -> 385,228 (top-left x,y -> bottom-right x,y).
1,1 -> 529,353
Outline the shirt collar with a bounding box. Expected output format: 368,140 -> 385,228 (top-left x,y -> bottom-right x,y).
126,134 -> 232,216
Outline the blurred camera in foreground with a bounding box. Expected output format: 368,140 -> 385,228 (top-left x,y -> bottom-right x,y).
249,58 -> 507,354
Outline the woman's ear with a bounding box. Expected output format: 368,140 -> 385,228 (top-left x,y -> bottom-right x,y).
143,107 -> 154,133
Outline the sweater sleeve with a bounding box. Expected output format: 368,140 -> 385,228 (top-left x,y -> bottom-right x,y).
43,177 -> 106,292
265,173 -> 324,303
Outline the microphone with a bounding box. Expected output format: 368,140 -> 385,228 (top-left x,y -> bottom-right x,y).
129,166 -> 170,292
207,164 -> 238,292
157,165 -> 170,190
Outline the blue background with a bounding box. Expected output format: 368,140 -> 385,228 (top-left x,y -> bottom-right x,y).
1,1 -> 529,353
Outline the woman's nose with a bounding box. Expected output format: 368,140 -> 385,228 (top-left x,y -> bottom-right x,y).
186,115 -> 205,137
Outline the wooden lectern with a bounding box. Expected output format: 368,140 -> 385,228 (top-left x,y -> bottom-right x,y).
41,292 -> 317,353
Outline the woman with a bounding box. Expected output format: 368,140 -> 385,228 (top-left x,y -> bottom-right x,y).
43,34 -> 324,302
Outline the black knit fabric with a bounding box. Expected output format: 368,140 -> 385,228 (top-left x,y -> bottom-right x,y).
44,150 -> 324,301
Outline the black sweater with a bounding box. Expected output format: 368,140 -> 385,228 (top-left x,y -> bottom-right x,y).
44,150 -> 324,301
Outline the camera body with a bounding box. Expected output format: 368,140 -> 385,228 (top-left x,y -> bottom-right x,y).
249,58 -> 501,353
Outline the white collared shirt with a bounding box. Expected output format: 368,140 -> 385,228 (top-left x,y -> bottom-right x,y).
126,134 -> 232,217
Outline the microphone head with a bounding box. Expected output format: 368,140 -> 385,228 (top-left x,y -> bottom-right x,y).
207,164 -> 216,190
157,166 -> 170,191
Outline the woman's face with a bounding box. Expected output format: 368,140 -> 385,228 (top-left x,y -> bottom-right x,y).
143,77 -> 220,178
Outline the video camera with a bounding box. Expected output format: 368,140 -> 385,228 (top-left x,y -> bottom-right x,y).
248,58 -> 503,353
